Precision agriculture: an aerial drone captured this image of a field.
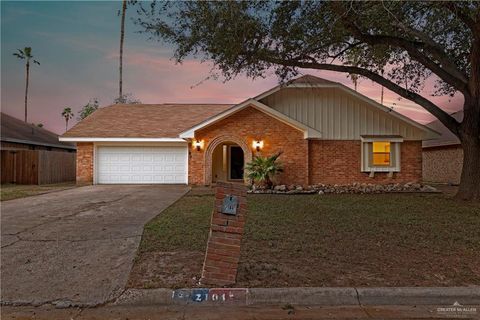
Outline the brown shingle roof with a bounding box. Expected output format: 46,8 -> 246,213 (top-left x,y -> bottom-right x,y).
422,110 -> 462,148
61,104 -> 234,138
1,113 -> 75,149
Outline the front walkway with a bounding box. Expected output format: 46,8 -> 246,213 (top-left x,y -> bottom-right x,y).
1,185 -> 189,307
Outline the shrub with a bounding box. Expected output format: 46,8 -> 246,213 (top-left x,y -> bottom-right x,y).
245,152 -> 283,188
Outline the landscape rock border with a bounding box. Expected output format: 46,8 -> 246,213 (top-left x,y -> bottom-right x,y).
248,182 -> 440,195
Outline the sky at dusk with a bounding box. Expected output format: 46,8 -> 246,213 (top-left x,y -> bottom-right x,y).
1,1 -> 464,134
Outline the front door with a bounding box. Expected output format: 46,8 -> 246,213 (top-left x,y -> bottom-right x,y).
229,146 -> 244,180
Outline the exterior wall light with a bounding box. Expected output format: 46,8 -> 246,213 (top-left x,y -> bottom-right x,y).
194,139 -> 203,151
253,140 -> 263,152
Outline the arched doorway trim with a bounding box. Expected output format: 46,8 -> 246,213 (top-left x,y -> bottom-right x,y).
204,135 -> 252,185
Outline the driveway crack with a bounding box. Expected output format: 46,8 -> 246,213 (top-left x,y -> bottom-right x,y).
1,238 -> 21,249
8,196 -> 128,237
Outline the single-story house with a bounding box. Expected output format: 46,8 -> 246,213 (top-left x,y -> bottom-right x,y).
422,111 -> 463,185
1,112 -> 76,152
60,75 -> 438,186
1,112 -> 76,184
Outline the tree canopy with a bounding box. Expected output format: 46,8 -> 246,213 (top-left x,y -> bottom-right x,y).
78,98 -> 100,120
137,1 -> 476,131
136,1 -> 480,200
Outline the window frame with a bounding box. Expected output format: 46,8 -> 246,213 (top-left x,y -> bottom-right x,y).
361,136 -> 403,172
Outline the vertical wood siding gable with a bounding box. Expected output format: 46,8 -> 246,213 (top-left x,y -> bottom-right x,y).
260,88 -> 426,140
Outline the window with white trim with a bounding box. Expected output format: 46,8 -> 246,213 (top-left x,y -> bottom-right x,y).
361,136 -> 402,172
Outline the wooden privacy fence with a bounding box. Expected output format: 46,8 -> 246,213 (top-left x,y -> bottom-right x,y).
1,150 -> 76,185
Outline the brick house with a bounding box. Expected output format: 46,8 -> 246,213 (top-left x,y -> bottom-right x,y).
422,111 -> 463,185
60,75 -> 438,186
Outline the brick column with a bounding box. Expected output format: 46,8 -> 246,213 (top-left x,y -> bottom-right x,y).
76,142 -> 94,185
201,182 -> 247,286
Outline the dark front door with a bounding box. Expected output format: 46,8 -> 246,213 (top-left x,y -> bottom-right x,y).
229,146 -> 244,180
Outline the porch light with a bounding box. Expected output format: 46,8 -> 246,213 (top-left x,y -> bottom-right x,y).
253,140 -> 263,152
193,139 -> 203,151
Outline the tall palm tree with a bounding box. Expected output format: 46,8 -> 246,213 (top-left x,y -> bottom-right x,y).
118,0 -> 127,101
61,107 -> 74,131
13,47 -> 40,123
350,74 -> 359,91
381,85 -> 384,105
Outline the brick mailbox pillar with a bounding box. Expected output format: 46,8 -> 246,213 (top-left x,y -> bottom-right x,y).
201,182 -> 247,286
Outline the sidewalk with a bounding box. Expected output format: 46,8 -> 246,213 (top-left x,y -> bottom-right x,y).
2,287 -> 478,320
114,287 -> 480,307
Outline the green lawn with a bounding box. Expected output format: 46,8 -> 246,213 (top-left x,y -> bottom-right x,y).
0,182 -> 76,201
128,191 -> 480,289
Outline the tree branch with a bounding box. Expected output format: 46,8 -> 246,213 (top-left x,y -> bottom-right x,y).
265,56 -> 460,135
328,41 -> 363,63
389,21 -> 469,83
331,5 -> 469,93
367,34 -> 468,92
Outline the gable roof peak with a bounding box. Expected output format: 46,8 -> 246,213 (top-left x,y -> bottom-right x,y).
287,74 -> 339,86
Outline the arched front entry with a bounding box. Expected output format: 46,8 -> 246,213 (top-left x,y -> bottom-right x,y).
204,135 -> 252,185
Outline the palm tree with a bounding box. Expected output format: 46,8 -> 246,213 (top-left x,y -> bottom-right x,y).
118,0 -> 127,101
13,47 -> 40,123
245,152 -> 283,188
61,107 -> 74,131
350,73 -> 359,91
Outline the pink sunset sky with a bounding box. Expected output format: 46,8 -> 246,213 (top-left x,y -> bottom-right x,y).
1,1 -> 463,134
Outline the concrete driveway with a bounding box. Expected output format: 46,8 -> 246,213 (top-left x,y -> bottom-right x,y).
1,185 -> 189,307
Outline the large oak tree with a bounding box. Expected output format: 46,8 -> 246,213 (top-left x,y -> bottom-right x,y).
136,1 -> 480,201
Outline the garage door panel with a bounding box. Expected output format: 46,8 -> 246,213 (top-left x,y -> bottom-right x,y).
97,146 -> 187,184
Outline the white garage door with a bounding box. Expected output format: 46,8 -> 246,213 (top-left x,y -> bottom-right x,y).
96,146 -> 188,184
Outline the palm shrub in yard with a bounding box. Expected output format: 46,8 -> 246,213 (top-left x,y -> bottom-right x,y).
245,152 -> 283,188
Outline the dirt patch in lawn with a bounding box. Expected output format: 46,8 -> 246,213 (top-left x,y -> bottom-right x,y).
128,191 -> 480,288
128,251 -> 204,289
127,193 -> 213,289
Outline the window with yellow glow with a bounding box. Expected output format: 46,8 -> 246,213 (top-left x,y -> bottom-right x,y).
372,142 -> 391,166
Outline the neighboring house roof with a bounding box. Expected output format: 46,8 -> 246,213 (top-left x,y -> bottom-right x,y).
1,112 -> 76,150
179,99 -> 322,139
61,104 -> 233,140
422,111 -> 463,148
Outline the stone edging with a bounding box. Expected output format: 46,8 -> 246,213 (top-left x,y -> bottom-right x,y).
248,182 -> 440,195
113,287 -> 480,307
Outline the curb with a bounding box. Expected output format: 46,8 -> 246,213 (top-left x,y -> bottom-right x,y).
357,287 -> 480,306
113,287 -> 480,307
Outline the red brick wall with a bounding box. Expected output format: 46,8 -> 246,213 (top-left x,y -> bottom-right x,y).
201,182 -> 247,286
190,106 -> 309,186
73,109 -> 423,186
308,140 -> 422,184
76,142 -> 94,185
